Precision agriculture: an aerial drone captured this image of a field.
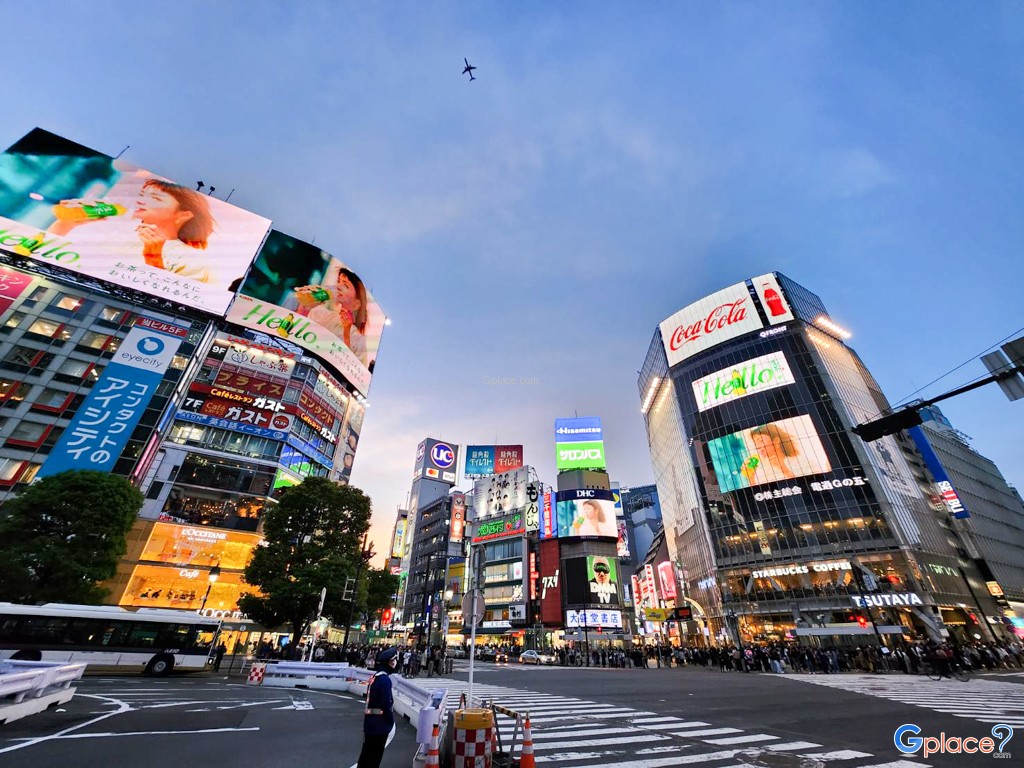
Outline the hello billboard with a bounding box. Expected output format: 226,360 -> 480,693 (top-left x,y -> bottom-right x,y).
0,128 -> 270,316
228,230 -> 386,396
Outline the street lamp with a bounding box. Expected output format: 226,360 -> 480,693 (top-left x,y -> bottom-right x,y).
200,565 -> 221,612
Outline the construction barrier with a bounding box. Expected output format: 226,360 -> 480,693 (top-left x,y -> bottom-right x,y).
453,707 -> 494,768
246,661 -> 267,686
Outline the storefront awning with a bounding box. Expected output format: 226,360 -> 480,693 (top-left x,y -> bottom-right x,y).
795,625 -> 907,636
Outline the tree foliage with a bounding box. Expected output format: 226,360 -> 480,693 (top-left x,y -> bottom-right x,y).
238,477 -> 372,644
362,567 -> 400,625
0,470 -> 143,604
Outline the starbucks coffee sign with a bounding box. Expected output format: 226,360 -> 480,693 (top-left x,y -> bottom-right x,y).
691,351 -> 796,412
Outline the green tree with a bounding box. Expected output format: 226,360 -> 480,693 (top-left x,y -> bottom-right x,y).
238,477 -> 371,646
0,470 -> 143,604
361,566 -> 400,628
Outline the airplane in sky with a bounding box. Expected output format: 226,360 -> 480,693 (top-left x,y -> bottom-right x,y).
462,58 -> 477,81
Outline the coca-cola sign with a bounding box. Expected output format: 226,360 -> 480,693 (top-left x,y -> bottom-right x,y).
660,281 -> 766,366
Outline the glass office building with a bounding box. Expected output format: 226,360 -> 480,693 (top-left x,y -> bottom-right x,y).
639,273 -> 1002,646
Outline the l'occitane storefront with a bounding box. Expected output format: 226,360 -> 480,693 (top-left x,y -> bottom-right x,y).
107,520 -> 262,613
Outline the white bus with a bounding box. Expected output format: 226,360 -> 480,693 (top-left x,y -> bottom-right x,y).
0,603 -> 221,675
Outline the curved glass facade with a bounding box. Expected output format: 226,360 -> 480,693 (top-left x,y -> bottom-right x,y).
641,273 -> 999,646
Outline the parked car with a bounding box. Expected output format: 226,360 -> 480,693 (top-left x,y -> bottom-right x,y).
477,648 -> 497,662
519,650 -> 555,665
449,647 -> 467,659
494,650 -> 509,663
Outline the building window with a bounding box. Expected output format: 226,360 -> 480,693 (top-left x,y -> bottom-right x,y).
100,306 -> 126,322
54,358 -> 94,380
24,287 -> 47,302
7,420 -> 49,447
32,387 -> 75,413
19,463 -> 41,484
0,458 -> 23,484
2,346 -> 55,374
78,331 -> 114,351
26,318 -> 69,340
170,354 -> 188,371
4,312 -> 25,329
53,294 -> 85,311
0,378 -> 32,405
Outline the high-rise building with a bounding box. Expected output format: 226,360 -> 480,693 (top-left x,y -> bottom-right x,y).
639,273 -> 1004,647
904,406 -> 1024,633
0,128 -> 386,654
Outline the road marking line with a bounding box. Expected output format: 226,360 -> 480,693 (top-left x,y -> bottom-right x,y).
533,734 -> 670,750
801,750 -> 874,760
57,727 -> 261,739
642,721 -> 712,730
671,728 -> 743,737
531,728 -> 652,740
704,734 -> 779,745
764,741 -> 822,751
556,749 -> 741,768
0,694 -> 132,755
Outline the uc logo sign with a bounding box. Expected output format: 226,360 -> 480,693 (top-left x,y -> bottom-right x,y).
137,336 -> 166,355
430,442 -> 455,469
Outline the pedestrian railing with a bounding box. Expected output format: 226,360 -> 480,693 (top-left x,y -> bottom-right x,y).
0,660 -> 86,725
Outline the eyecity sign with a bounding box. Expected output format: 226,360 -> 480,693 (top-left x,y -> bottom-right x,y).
691,352 -> 796,412
852,593 -> 923,608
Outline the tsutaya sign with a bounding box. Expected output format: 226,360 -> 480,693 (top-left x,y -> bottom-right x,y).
660,274 -> 793,368
692,351 -> 796,413
852,593 -> 924,608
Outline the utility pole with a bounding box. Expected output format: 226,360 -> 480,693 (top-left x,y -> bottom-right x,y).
343,533 -> 371,647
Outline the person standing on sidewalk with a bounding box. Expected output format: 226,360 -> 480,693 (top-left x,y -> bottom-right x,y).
358,647 -> 398,768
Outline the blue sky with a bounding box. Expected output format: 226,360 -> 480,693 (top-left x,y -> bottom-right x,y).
4,2 -> 1023,559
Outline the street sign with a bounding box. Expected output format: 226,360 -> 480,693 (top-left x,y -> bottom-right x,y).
644,608 -> 669,622
461,590 -> 485,627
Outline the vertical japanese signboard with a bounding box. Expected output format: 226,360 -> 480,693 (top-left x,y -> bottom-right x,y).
0,265 -> 34,318
38,317 -> 188,477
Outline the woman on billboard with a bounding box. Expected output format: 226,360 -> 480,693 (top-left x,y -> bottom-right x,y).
572,499 -> 617,538
293,264 -> 370,367
47,180 -> 218,284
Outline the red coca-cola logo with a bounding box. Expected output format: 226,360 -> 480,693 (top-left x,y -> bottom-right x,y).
668,299 -> 749,350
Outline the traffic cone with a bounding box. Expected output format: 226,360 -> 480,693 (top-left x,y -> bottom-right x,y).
426,723 -> 440,767
520,716 -> 536,768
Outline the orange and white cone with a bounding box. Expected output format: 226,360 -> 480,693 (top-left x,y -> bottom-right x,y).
520,715 -> 536,768
426,723 -> 440,767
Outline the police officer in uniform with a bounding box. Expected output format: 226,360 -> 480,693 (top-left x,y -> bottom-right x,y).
357,646 -> 398,768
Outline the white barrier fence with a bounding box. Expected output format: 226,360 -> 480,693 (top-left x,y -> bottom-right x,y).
0,660 -> 86,725
252,661 -> 447,767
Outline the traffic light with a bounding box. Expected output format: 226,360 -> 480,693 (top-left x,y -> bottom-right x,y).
857,615 -> 868,628
851,407 -> 923,442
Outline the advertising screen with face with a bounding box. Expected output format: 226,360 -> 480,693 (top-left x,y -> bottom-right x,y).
706,415 -> 832,493
0,129 -> 271,316
555,491 -> 619,539
229,230 -> 385,395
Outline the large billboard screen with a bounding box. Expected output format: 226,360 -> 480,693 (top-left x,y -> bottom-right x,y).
474,466 -> 531,517
563,556 -> 620,607
229,230 -> 385,395
0,129 -> 270,316
660,280 -> 764,367
555,488 -> 618,539
554,416 -> 606,471
691,351 -> 796,412
706,414 -> 832,493
464,444 -> 524,478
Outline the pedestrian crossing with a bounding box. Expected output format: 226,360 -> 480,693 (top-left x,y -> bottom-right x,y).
410,677 -> 930,768
785,673 -> 1024,728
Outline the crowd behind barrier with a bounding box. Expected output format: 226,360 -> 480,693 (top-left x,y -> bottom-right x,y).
244,636 -> 1024,676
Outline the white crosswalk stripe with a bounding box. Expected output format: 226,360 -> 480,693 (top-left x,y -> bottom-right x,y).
784,673 -> 1024,728
410,677 -> 929,767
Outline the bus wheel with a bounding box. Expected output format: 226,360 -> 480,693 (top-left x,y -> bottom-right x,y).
146,655 -> 174,676
11,650 -> 42,661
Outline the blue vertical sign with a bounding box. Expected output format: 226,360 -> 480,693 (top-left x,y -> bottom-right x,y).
38,317 -> 188,478
908,426 -> 971,519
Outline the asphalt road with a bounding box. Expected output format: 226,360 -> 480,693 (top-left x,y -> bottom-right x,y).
0,674 -> 418,768
431,660 -> 1024,767
5,665 -> 1022,767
